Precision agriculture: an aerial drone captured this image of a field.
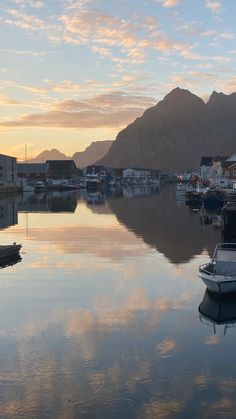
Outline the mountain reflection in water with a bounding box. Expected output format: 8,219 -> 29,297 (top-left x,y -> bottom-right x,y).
0,186 -> 223,265
109,186 -> 221,264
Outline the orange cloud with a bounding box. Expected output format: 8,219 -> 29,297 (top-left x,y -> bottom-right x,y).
0,91 -> 155,129
159,0 -> 181,7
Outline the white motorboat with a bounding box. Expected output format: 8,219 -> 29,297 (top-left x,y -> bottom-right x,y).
34,181 -> 47,193
85,174 -> 101,190
199,243 -> 236,294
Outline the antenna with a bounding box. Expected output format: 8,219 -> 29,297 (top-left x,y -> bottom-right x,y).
25,144 -> 27,163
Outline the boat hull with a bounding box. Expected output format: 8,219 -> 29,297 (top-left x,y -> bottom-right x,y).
0,244 -> 22,268
199,271 -> 236,294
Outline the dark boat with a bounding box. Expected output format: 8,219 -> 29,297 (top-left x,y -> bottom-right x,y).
0,244 -> 22,269
204,190 -> 226,210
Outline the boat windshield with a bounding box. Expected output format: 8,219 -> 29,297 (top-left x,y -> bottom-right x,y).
213,243 -> 236,275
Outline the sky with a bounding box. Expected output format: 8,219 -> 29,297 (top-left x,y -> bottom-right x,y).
0,0 -> 236,160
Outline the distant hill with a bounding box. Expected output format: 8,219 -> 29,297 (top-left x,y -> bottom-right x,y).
28,140 -> 113,167
73,140 -> 113,168
97,87 -> 236,172
27,148 -> 70,163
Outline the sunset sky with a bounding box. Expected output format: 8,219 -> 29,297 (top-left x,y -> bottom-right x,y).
0,0 -> 235,160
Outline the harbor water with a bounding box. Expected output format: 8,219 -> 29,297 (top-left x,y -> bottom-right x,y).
0,186 -> 235,418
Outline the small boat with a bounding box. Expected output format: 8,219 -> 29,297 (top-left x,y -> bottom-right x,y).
203,189 -> 226,210
0,243 -> 22,269
199,243 -> 236,294
85,174 -> 101,190
176,183 -> 187,196
34,181 -> 47,193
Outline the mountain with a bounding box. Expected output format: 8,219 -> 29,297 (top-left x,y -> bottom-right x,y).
28,140 -> 113,167
97,87 -> 236,171
28,148 -> 70,163
72,140 -> 113,168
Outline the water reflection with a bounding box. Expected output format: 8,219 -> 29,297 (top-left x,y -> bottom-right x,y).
199,290 -> 236,335
0,195 -> 18,230
1,186 -> 236,418
18,191 -> 78,213
0,187 -> 225,265
0,254 -> 22,269
109,186 -> 221,264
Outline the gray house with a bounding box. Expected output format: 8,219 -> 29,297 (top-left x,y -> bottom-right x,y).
0,154 -> 17,186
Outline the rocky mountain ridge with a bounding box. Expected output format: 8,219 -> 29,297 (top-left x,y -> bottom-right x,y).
97,87 -> 236,171
28,140 -> 113,168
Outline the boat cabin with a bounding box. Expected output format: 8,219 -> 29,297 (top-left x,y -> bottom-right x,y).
213,244 -> 236,276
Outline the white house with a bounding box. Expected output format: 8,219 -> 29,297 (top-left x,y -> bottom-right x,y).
200,156 -> 228,181
0,154 -> 17,186
123,168 -> 151,179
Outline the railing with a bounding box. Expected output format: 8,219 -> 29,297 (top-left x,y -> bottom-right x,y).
216,243 -> 236,250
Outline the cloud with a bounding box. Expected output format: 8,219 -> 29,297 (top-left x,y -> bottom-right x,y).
9,0 -> 46,8
205,0 -> 222,13
158,0 -> 181,7
156,338 -> 178,357
219,32 -> 235,40
0,48 -> 46,57
2,5 -> 197,65
0,91 -> 155,129
4,8 -> 47,31
0,94 -> 20,106
204,335 -> 219,345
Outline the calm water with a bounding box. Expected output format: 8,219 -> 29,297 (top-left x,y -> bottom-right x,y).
0,186 -> 235,418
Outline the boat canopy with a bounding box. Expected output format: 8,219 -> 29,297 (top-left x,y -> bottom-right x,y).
214,244 -> 236,276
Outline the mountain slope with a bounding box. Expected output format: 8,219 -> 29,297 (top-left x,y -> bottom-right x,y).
97,88 -> 236,171
28,140 -> 113,167
73,140 -> 113,168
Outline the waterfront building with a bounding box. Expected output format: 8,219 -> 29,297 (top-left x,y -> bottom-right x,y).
200,156 -> 228,181
17,163 -> 47,183
0,153 -> 17,186
46,160 -> 78,179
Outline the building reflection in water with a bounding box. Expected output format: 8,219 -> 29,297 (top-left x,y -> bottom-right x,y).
0,186 -> 232,265
0,195 -> 18,230
17,191 -> 78,213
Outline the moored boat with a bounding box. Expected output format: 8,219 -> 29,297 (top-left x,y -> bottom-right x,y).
203,189 -> 226,210
199,243 -> 236,294
0,243 -> 22,268
85,174 -> 101,190
34,181 -> 47,193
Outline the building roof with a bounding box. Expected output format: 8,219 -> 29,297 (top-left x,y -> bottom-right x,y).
226,162 -> 236,170
225,154 -> 236,162
0,153 -> 17,160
